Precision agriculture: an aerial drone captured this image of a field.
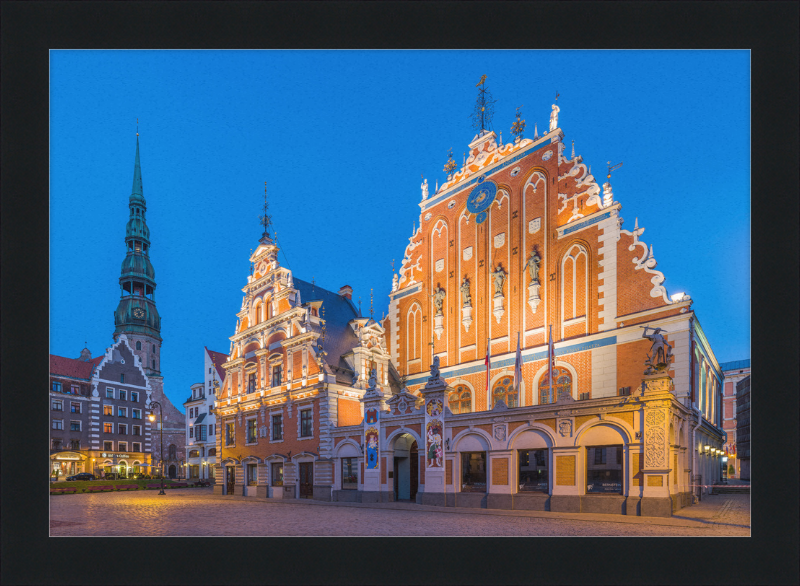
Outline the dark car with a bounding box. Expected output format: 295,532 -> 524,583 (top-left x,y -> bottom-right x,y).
66,473 -> 96,481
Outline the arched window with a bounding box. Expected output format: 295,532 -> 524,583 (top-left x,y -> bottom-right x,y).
448,385 -> 472,414
561,244 -> 588,332
266,300 -> 273,320
168,444 -> 177,460
189,450 -> 200,458
136,341 -> 141,350
152,344 -> 156,353
207,448 -> 216,457
539,366 -> 572,404
492,376 -> 518,408
152,359 -> 156,370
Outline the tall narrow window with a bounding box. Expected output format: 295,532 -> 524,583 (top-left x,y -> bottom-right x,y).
247,419 -> 257,443
136,341 -> 142,350
560,244 -> 588,332
342,458 -> 357,490
225,422 -> 235,446
461,452 -> 487,492
248,373 -> 256,393
272,414 -> 283,440
406,303 -> 422,363
271,462 -> 283,487
272,365 -> 282,387
300,409 -> 312,437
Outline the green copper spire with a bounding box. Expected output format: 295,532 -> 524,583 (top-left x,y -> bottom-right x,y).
130,135 -> 145,203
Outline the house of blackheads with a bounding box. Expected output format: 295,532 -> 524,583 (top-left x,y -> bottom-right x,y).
210,86 -> 726,517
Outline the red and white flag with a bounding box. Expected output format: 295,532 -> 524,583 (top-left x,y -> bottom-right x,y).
548,325 -> 555,403
485,338 -> 492,393
513,331 -> 523,393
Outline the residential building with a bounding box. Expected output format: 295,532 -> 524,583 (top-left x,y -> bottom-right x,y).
719,359 -> 751,477
184,347 -> 227,480
736,375 -> 750,480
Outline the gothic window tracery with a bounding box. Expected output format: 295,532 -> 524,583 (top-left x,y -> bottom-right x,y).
448,385 -> 472,414
539,367 -> 572,405
561,244 -> 588,324
492,376 -> 518,408
406,302 -> 422,364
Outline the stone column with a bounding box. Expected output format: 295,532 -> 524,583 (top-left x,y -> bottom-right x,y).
640,375 -> 674,517
418,359 -> 450,506
359,370 -> 386,503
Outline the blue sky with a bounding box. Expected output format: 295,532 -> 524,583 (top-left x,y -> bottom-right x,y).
50,50 -> 750,411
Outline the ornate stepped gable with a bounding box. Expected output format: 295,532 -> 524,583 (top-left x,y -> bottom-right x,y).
386,99 -> 692,407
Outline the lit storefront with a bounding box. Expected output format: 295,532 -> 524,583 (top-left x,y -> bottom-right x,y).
50,452 -> 87,478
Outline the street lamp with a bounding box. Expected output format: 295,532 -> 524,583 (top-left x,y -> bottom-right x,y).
148,401 -> 166,495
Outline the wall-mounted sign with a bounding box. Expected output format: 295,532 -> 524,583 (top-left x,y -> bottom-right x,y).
55,456 -> 81,461
101,453 -> 130,458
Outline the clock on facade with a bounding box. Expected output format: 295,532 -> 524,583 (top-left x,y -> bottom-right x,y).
132,307 -> 145,319
466,180 -> 497,215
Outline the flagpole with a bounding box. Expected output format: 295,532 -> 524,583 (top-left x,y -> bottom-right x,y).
548,325 -> 554,404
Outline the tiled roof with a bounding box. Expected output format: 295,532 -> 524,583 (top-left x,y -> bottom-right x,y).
50,354 -> 97,380
205,347 -> 229,381
719,359 -> 750,372
293,277 -> 360,369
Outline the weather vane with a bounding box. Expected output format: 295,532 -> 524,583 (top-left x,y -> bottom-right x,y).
259,182 -> 272,240
443,148 -> 457,175
607,161 -> 623,180
136,118 -> 139,137
471,75 -> 496,133
510,105 -> 526,140
555,91 -> 560,103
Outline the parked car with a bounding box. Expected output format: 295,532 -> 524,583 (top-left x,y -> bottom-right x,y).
66,473 -> 96,481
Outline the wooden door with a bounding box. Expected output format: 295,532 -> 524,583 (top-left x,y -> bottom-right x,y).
226,466 -> 235,495
299,462 -> 313,499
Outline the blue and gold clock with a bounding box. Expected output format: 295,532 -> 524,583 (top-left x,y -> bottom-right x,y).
466,180 -> 497,215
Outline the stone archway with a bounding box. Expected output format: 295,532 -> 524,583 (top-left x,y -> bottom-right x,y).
391,433 -> 419,502
168,464 -> 177,479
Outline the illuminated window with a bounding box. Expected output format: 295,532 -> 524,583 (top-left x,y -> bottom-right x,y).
342,457 -> 357,490
104,422 -> 113,433
461,452 -> 487,492
492,376 -> 518,408
448,385 -> 472,414
104,405 -> 113,416
225,422 -> 235,446
539,367 -> 572,405
271,462 -> 283,487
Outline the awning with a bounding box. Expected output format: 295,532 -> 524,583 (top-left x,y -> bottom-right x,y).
194,413 -> 207,424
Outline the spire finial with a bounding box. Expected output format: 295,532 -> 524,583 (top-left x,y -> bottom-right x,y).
259,181 -> 272,241
571,139 -> 575,159
472,75 -> 496,133
358,296 -> 362,317
511,105 -> 526,142
555,91 -> 560,103
136,118 -> 139,137
534,123 -> 539,140
370,288 -> 374,318
443,148 -> 457,176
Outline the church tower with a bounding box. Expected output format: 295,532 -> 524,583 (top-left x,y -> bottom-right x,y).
113,134 -> 162,377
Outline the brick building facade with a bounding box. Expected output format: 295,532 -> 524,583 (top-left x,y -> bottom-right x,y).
719,359 -> 751,477
213,88 -> 726,516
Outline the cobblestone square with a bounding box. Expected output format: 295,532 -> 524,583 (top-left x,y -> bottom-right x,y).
49,488 -> 750,537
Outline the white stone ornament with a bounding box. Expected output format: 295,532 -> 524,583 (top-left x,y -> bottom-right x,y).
447,200 -> 456,209
424,212 -> 432,222
494,232 -> 505,249
510,166 -> 521,177
421,178 -> 429,201
435,259 -> 444,273
529,218 -> 541,234
542,150 -> 553,161
463,247 -> 473,261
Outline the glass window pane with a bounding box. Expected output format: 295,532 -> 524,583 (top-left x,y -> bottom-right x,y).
518,449 -> 549,492
342,457 -> 357,489
586,445 -> 623,494
461,451 -> 487,492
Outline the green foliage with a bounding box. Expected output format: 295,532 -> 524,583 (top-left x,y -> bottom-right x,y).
50,478 -> 186,492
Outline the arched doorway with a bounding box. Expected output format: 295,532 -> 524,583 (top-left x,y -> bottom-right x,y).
392,433 -> 419,502
168,465 -> 177,479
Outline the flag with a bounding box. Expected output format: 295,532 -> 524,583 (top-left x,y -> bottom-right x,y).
485,338 -> 492,394
513,331 -> 523,394
548,325 -> 555,403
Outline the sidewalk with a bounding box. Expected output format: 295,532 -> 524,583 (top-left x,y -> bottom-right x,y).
183,489 -> 749,530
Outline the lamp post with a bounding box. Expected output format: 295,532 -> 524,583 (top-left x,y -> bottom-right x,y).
148,401 -> 166,495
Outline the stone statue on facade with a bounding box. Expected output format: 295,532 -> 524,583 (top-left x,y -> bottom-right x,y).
549,103 -> 560,132
421,177 -> 429,201
432,285 -> 446,316
642,326 -> 673,374
367,368 -> 378,390
430,355 -> 441,380
490,265 -> 507,297
460,276 -> 472,307
522,247 -> 541,284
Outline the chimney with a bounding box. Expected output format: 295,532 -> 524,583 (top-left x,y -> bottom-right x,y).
338,285 -> 353,300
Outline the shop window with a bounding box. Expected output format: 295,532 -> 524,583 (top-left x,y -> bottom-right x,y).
271,462 -> 284,487
461,451 -> 487,492
586,445 -> 623,494
53,420 -> 63,430
52,400 -> 63,411
247,463 -> 258,485
190,465 -> 200,479
70,420 -> 81,431
448,385 -> 472,414
539,367 -> 572,405
247,419 -> 257,443
70,402 -> 81,413
104,405 -> 113,416
131,391 -> 139,403
492,376 -> 518,408
104,422 -> 113,433
70,440 -> 80,450
342,457 -> 357,489
272,414 -> 283,440
518,449 -> 549,492
52,381 -> 62,393
300,409 -> 312,437
225,422 -> 235,446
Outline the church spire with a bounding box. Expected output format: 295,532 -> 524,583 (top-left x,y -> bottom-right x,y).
131,131 -> 145,204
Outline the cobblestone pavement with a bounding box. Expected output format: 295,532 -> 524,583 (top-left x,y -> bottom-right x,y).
50,489 -> 750,537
